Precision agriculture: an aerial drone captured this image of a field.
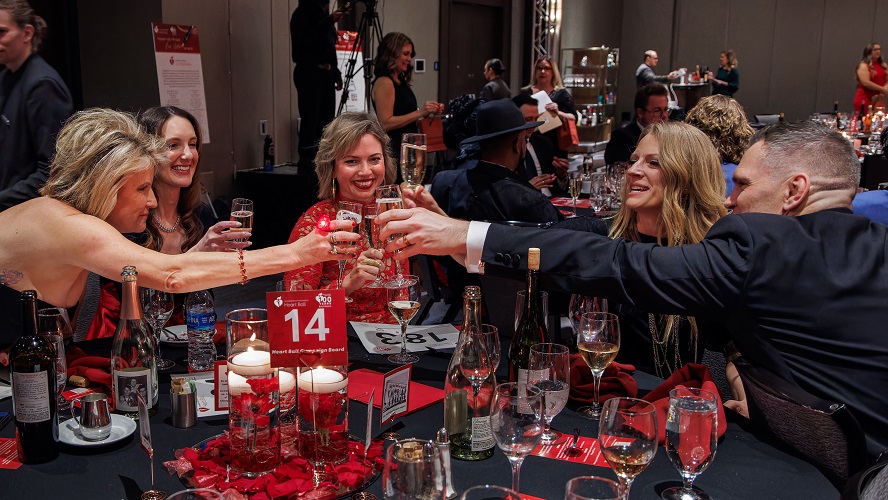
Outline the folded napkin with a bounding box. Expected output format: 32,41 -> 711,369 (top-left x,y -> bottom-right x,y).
568,354 -> 638,403
642,363 -> 727,445
66,347 -> 112,390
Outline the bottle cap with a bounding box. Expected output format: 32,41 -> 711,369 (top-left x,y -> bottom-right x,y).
528,248 -> 540,270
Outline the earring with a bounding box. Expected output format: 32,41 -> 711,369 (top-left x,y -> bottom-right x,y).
332,178 -> 337,199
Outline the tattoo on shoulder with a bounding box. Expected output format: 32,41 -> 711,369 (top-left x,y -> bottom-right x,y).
0,269 -> 24,285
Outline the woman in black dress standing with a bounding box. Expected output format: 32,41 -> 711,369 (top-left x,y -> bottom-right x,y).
520,56 -> 576,158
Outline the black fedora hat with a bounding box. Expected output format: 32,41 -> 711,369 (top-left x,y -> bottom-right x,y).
460,100 -> 544,145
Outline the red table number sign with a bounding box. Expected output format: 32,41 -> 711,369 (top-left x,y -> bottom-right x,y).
267,289 -> 348,368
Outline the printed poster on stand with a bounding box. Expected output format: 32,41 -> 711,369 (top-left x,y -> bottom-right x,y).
151,23 -> 211,143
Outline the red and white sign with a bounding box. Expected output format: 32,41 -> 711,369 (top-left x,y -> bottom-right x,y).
151,23 -> 211,143
334,30 -> 366,113
267,289 -> 348,368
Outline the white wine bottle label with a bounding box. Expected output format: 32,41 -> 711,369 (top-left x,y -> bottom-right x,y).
470,415 -> 494,451
114,367 -> 154,412
12,371 -> 51,423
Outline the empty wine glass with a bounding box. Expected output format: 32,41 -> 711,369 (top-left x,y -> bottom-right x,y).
569,172 -> 582,217
229,198 -> 253,243
568,294 -> 608,349
461,485 -> 521,500
139,288 -> 175,370
599,398 -> 658,500
400,133 -> 427,189
480,324 -> 501,373
528,343 -> 570,445
335,200 -> 362,303
384,275 -> 421,364
383,438 -> 444,500
661,388 -> 719,500
576,312 -> 620,419
564,476 -> 621,500
37,307 -> 71,410
490,382 -> 543,494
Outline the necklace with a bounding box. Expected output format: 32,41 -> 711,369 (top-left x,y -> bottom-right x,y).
152,213 -> 181,233
648,313 -> 698,379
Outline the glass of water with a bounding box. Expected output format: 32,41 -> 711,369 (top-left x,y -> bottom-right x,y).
661,387 -> 719,500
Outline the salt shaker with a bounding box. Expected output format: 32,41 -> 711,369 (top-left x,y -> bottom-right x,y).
435,427 -> 457,499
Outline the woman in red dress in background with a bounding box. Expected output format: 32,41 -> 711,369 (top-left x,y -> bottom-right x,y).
854,43 -> 888,113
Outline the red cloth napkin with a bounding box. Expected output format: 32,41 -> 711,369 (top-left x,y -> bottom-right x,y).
642,363 -> 727,445
66,347 -> 112,391
568,354 -> 638,403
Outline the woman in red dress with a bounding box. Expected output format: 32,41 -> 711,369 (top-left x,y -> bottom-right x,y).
854,43 -> 888,113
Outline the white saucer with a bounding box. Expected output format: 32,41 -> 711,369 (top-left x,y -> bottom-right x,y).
161,325 -> 188,344
59,413 -> 137,447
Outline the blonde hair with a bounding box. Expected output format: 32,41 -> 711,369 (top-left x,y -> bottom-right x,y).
528,56 -> 564,90
315,112 -> 396,200
685,95 -> 754,165
40,108 -> 167,220
608,121 -> 727,345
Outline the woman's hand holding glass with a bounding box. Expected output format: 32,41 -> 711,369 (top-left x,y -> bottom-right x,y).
191,220 -> 252,252
341,247 -> 385,293
291,218 -> 360,264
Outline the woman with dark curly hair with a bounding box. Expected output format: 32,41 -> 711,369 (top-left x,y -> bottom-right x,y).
371,32 -> 443,166
685,95 -> 754,195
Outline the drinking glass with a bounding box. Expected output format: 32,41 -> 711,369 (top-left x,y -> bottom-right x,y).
461,485 -> 521,500
383,438 -> 444,500
599,398 -> 658,500
363,203 -> 387,288
480,324 -> 501,373
490,382 -> 543,494
589,172 -> 607,213
576,312 -> 620,419
400,133 -> 427,189
564,476 -> 621,500
376,184 -> 404,275
230,198 -> 254,242
458,326 -> 494,432
569,172 -> 582,217
528,343 -> 570,444
139,288 -> 175,370
606,163 -> 627,210
384,275 -> 421,364
335,200 -> 363,303
661,388 -> 719,500
37,307 -> 71,410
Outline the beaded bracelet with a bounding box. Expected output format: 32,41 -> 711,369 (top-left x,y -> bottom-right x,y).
237,248 -> 249,285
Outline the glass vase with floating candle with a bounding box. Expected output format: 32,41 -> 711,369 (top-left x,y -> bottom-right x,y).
296,365 -> 349,467
226,308 -> 281,477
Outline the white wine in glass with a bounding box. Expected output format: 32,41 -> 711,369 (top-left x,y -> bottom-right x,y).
599,397 -> 658,500
576,312 -> 620,419
376,184 -> 404,275
230,198 -> 253,242
400,133 -> 427,189
569,173 -> 582,217
385,275 -> 421,364
335,201 -> 362,304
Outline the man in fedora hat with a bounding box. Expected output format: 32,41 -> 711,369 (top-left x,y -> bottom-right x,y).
430,99 -> 563,223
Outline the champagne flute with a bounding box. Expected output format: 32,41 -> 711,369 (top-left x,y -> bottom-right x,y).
576,312 -> 620,419
139,288 -> 175,370
569,172 -> 582,217
384,275 -> 421,364
400,133 -> 427,189
383,438 -> 445,500
363,203 -> 387,288
230,198 -> 253,242
564,476 -> 621,500
599,398 -> 658,500
376,184 -> 404,275
661,388 -> 719,500
528,343 -> 570,445
490,382 -> 543,494
335,200 -> 362,303
37,307 -> 71,410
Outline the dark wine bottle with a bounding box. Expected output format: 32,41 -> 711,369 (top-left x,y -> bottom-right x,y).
111,266 -> 158,417
835,100 -> 841,130
509,248 -> 548,384
11,290 -> 59,464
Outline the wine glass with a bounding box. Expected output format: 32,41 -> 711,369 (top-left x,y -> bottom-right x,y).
384,275 -> 421,364
568,294 -> 608,350
335,200 -> 362,303
461,485 -> 521,500
576,312 -> 620,419
528,343 -> 570,445
400,133 -> 427,189
382,438 -> 444,500
569,172 -> 582,217
564,476 -> 621,500
599,398 -> 658,500
363,203 -> 387,288
480,324 -> 501,374
661,388 -> 719,500
139,288 -> 175,370
376,184 -> 404,275
229,198 -> 253,242
490,382 -> 543,494
37,307 -> 71,410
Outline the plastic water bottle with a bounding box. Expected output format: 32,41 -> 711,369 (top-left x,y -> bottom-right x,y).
184,290 -> 217,371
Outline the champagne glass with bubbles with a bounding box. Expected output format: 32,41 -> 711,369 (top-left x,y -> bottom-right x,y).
661,388 -> 719,500
576,312 -> 620,419
363,203 -> 386,288
528,343 -> 570,445
139,288 -> 175,370
599,397 -> 658,500
400,133 -> 427,190
384,275 -> 421,364
229,198 -> 253,242
376,184 -> 404,275
335,201 -> 362,303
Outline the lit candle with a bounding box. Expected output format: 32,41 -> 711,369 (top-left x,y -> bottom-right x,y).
279,370 -> 296,394
297,367 -> 347,394
229,348 -> 273,376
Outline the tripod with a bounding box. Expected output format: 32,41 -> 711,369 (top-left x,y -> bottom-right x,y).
337,0 -> 383,115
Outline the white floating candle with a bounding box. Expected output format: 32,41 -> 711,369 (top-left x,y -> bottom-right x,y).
298,367 -> 347,394
279,370 -> 296,394
229,348 -> 273,377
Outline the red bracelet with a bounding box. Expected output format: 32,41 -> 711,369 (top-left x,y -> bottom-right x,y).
237,248 -> 249,285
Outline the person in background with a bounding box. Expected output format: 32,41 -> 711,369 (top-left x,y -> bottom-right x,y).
685,95 -> 754,195
479,58 -> 510,101
371,32 -> 443,168
852,189 -> 888,225
82,106 -> 249,340
513,94 -> 568,197
0,0 -> 73,211
290,0 -> 344,172
284,112 -> 394,322
709,49 -> 740,97
635,50 -> 680,89
854,43 -> 888,112
519,56 -> 576,159
604,84 -> 669,165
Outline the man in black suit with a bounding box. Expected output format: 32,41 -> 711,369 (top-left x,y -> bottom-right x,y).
381,121 -> 888,456
512,94 -> 569,197
604,84 -> 669,165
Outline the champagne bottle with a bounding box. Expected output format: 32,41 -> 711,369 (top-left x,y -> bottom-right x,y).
509,248 -> 548,384
111,266 -> 158,417
11,290 -> 59,464
444,286 -> 495,461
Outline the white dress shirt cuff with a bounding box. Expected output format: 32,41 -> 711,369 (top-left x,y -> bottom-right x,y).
464,221 -> 491,274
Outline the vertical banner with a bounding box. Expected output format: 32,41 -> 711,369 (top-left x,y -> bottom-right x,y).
151,23 -> 211,143
335,31 -> 366,113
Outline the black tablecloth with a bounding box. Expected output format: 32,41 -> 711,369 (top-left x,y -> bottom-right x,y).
0,335 -> 838,499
